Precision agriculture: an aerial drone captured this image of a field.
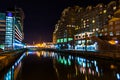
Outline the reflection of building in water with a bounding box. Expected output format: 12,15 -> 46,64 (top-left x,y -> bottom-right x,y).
3,53 -> 25,80
52,53 -> 120,80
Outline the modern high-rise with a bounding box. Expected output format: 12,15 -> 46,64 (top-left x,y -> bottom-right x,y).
5,8 -> 25,50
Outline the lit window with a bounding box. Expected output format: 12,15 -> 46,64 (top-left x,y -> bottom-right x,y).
100,11 -> 102,14
113,6 -> 116,10
61,39 -> 63,42
87,19 -> 89,21
64,38 -> 67,42
110,32 -> 113,36
103,10 -> 107,13
87,25 -> 89,27
93,29 -> 95,32
92,20 -> 95,23
108,15 -> 112,19
99,33 -> 102,36
96,28 -> 99,31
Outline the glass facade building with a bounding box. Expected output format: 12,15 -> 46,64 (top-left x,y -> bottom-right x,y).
0,13 -> 6,50
5,8 -> 25,50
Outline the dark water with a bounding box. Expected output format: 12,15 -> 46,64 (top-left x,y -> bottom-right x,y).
1,50 -> 120,80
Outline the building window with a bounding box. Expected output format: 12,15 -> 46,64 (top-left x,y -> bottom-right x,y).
116,31 -> 120,35
109,26 -> 113,30
113,6 -> 116,10
110,32 -> 113,36
109,22 -> 113,25
104,28 -> 107,31
92,20 -> 95,23
103,10 -> 107,13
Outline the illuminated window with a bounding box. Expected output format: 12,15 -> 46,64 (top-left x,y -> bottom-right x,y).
93,29 -> 95,32
87,25 -> 89,27
78,41 -> 81,44
113,6 -> 116,10
96,28 -> 99,31
57,39 -> 60,43
100,11 -> 102,14
92,20 -> 95,23
103,10 -> 107,13
110,32 -> 113,36
68,38 -> 73,41
99,33 -> 102,36
64,38 -> 67,42
61,39 -> 63,43
108,15 -> 112,19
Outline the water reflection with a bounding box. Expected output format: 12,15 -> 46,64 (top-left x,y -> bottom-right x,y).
1,51 -> 120,80
36,51 -> 120,80
3,53 -> 26,80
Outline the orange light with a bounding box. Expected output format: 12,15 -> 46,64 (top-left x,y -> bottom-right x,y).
108,40 -> 116,45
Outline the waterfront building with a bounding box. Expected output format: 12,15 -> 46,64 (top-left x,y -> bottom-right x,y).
75,1 -> 119,51
53,0 -> 120,51
107,9 -> 120,46
0,13 -> 6,50
53,6 -> 80,49
5,8 -> 25,50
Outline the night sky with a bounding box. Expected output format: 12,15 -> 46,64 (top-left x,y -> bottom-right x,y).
0,0 -> 113,44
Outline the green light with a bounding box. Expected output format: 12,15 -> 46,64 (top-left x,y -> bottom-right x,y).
63,59 -> 67,65
60,59 -> 64,63
68,59 -> 71,66
68,38 -> 73,41
61,39 -> 63,43
64,38 -> 67,42
57,39 -> 60,43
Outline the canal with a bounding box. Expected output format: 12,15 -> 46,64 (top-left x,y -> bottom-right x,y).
1,50 -> 120,80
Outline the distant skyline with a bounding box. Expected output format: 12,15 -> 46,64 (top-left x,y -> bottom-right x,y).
0,0 -> 113,44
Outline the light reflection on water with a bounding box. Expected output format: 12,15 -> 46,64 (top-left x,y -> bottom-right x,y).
3,53 -> 26,80
36,51 -> 120,80
1,51 -> 120,80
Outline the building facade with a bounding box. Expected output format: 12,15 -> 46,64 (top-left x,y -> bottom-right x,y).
0,13 -> 6,50
5,8 -> 25,50
53,0 -> 120,51
0,8 -> 25,50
